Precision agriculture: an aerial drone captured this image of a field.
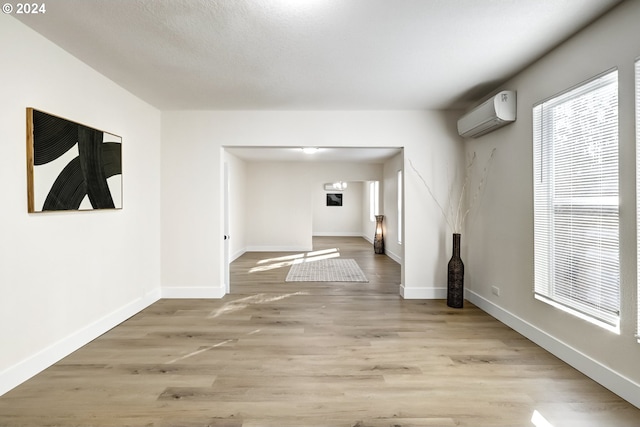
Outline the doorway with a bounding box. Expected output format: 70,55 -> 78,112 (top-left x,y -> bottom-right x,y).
222,146 -> 404,295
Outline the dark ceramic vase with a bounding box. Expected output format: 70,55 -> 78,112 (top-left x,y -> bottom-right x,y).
447,233 -> 464,308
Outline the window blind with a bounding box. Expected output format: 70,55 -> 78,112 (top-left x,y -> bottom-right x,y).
369,181 -> 379,221
533,70 -> 619,328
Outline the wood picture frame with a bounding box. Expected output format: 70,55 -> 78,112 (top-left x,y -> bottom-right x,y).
26,108 -> 122,213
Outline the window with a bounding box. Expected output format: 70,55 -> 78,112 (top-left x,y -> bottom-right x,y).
636,59 -> 640,341
533,69 -> 619,331
397,170 -> 403,244
369,181 -> 379,221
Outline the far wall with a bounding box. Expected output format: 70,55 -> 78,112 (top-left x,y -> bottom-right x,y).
235,160 -> 385,252
313,181 -> 365,237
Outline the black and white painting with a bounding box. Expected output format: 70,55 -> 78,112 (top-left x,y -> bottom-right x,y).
27,108 -> 122,213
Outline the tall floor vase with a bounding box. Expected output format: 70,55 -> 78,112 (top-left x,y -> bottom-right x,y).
374,215 -> 385,254
447,233 -> 464,308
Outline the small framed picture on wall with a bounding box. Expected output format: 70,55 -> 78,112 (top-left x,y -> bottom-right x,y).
326,193 -> 343,206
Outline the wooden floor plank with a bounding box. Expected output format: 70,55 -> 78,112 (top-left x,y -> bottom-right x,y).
0,236 -> 638,426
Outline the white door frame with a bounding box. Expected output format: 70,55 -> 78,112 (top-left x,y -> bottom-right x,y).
223,161 -> 230,294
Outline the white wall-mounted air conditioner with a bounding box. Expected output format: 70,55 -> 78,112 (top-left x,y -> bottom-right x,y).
457,90 -> 516,138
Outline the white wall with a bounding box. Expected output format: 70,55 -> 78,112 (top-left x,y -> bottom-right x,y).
161,110 -> 464,298
0,16 -> 162,395
307,162 -> 384,239
239,161 -> 383,251
221,154 -> 384,257
244,161 -> 314,252
313,182 -> 364,237
382,153 -> 404,263
360,181 -> 377,244
464,1 -> 640,407
223,150 -> 247,262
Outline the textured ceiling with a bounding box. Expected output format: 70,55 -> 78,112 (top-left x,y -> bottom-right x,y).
14,0 -> 622,111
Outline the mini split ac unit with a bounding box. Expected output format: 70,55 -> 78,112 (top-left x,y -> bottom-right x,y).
457,90 -> 516,138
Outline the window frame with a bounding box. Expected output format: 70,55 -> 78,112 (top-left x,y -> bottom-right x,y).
533,68 -> 620,332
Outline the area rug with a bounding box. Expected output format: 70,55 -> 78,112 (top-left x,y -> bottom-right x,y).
285,258 -> 368,282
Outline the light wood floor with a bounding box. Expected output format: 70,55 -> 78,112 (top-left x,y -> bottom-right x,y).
1,236 -> 639,426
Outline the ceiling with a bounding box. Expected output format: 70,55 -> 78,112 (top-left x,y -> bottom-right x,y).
225,146 -> 401,163
14,0 -> 621,111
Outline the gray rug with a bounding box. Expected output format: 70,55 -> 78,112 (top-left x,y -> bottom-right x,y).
285,258 -> 368,282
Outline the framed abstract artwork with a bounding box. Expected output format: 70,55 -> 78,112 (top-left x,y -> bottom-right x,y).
26,108 -> 122,213
326,193 -> 343,206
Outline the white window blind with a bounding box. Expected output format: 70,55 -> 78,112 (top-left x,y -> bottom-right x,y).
636,59 -> 640,341
533,70 -> 619,329
369,181 -> 379,221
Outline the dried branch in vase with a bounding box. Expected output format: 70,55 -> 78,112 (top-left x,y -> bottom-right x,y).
408,148 -> 496,234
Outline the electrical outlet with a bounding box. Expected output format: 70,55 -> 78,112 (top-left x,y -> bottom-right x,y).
491,286 -> 500,296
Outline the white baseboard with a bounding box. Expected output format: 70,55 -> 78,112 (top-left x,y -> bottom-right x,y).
230,248 -> 246,262
400,285 -> 447,299
0,289 -> 161,397
385,249 -> 402,264
313,232 -> 364,237
466,290 -> 640,410
356,233 -> 402,264
161,286 -> 226,299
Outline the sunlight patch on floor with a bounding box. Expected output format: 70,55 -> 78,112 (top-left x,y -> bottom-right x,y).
295,251 -> 341,264
256,253 -> 305,265
207,291 -> 308,318
531,410 -> 555,427
249,248 -> 341,273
